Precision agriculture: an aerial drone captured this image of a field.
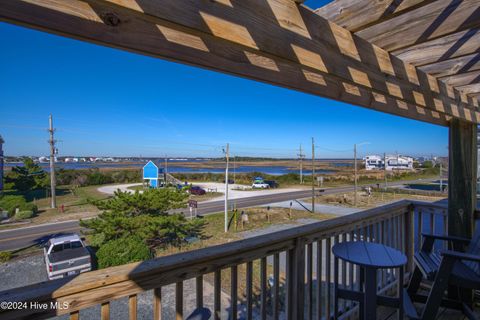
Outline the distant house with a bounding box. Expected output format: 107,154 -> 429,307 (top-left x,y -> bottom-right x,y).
364,154 -> 414,171
143,161 -> 165,188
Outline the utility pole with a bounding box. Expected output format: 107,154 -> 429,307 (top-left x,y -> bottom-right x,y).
384,152 -> 387,190
354,143 -> 357,207
48,115 -> 57,209
233,155 -> 236,184
224,143 -> 229,233
298,144 -> 305,184
439,161 -> 443,192
311,137 -> 315,213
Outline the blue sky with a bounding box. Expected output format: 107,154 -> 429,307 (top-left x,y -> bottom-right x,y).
0,21 -> 447,159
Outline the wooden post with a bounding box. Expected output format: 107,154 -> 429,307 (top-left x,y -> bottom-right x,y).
404,205 -> 415,273
448,119 -> 477,242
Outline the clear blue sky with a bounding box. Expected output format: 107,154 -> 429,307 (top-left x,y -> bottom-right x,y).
0,20 -> 447,159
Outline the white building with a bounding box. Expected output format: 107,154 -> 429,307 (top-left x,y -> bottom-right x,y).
364,155 -> 414,171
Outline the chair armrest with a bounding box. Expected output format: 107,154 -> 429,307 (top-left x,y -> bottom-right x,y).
440,250 -> 480,263
421,233 -> 470,244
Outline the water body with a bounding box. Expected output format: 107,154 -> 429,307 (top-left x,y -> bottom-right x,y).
5,162 -> 335,175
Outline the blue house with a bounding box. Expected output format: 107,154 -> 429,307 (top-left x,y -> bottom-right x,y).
143,161 -> 164,188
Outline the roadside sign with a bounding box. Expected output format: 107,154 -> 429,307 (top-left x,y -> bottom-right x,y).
188,200 -> 198,208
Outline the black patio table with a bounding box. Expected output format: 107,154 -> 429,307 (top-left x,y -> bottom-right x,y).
332,241 -> 407,320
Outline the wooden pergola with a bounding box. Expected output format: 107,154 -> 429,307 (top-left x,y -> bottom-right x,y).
1,0 -> 478,239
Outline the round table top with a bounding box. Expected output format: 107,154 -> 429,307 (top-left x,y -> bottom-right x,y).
332,241 -> 407,268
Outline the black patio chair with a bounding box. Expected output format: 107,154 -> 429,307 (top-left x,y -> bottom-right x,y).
406,230 -> 480,319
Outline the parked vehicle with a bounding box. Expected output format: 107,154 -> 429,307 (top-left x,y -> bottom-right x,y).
252,181 -> 270,189
264,180 -> 279,188
43,234 -> 92,280
189,186 -> 206,195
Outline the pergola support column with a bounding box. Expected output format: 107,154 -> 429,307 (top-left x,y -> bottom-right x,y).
448,119 -> 477,241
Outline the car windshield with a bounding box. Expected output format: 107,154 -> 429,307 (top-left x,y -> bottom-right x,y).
51,241 -> 83,253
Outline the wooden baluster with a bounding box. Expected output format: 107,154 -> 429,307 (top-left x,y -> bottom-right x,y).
443,212 -> 448,250
273,253 -> 280,320
316,239 -> 323,320
326,237 -> 331,320
286,249 -> 293,320
306,243 -> 313,320
417,209 -> 423,252
101,302 -> 110,320
70,311 -> 79,320
349,231 -> 355,310
341,234 -> 347,313
430,211 -> 435,235
129,294 -> 137,320
175,282 -> 183,320
380,220 -> 386,287
196,275 -> 203,309
154,287 -> 161,320
246,261 -> 253,320
261,257 -> 267,320
231,266 -> 238,320
214,270 -> 221,320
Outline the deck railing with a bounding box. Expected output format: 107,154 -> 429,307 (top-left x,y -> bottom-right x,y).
0,200 -> 458,320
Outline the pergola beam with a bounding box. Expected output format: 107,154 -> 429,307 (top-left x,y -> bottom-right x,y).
456,83 -> 480,95
418,53 -> 480,77
315,0 -> 431,32
440,70 -> 480,87
0,0 -> 478,124
392,28 -> 480,66
356,0 -> 480,52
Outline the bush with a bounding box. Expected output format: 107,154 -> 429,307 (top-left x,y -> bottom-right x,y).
96,236 -> 152,268
19,203 -> 38,214
0,195 -> 27,216
0,251 -> 12,263
15,210 -> 34,220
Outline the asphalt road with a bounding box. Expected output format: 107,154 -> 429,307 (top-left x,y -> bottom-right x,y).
0,179 -> 433,251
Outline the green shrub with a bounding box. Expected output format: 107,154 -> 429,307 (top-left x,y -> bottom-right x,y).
0,251 -> 12,263
15,210 -> 34,220
0,195 -> 27,216
19,203 -> 38,214
96,236 -> 152,268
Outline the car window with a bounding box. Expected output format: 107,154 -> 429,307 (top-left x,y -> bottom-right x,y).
51,244 -> 64,253
70,241 -> 83,249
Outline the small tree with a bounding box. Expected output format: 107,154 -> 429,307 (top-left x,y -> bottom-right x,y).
81,188 -> 204,250
94,188 -> 189,217
5,158 -> 46,191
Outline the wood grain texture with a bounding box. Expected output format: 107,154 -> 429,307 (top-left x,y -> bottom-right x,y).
315,0 -> 430,32
0,0 -> 477,125
440,70 -> 480,87
418,53 -> 480,77
96,0 -> 477,122
448,119 -> 477,242
456,83 -> 480,94
393,28 -> 480,66
356,0 -> 480,52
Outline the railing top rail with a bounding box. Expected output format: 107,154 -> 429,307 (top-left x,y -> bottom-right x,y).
0,200 -> 412,319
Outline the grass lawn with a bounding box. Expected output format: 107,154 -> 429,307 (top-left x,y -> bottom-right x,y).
1,185 -> 111,227
126,184 -> 145,191
302,190 -> 445,208
155,207 -> 337,298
